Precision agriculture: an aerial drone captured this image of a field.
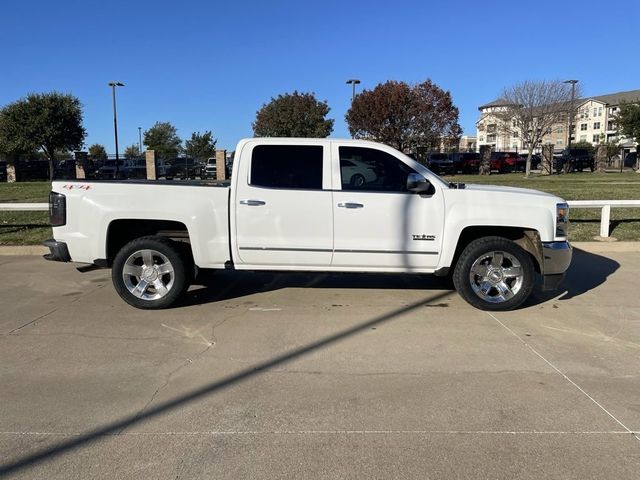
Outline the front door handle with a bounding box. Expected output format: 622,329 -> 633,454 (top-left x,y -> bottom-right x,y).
240,199 -> 266,206
337,202 -> 364,209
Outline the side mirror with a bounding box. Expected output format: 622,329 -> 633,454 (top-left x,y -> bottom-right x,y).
407,173 -> 432,193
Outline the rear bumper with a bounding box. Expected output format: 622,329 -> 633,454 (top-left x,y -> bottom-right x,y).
43,239 -> 71,262
541,241 -> 572,291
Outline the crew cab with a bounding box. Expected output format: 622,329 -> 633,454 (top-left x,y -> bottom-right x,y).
44,138 -> 572,311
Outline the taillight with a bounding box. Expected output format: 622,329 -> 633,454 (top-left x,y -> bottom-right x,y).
49,192 -> 66,227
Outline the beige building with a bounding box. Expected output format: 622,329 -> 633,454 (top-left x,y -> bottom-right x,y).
476,89 -> 640,153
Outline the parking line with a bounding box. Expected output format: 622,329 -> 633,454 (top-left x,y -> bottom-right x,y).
487,312 -> 640,443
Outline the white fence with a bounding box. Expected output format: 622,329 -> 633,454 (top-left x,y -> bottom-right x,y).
1,201 -> 639,239
567,200 -> 640,238
0,203 -> 48,211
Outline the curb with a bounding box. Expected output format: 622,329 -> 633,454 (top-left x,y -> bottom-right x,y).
2,242 -> 640,257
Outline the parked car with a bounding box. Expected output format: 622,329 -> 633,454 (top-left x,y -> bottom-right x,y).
553,148 -> 595,173
96,159 -> 123,179
489,152 -> 521,173
167,158 -> 202,179
340,158 -> 378,186
205,157 -> 217,178
450,152 -> 480,173
426,153 -> 454,175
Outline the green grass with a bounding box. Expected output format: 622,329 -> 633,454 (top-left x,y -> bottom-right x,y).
1,174 -> 640,245
0,182 -> 51,245
447,171 -> 640,241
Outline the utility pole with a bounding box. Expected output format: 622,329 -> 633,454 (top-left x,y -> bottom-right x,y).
138,126 -> 142,155
346,79 -> 361,103
108,81 -> 125,176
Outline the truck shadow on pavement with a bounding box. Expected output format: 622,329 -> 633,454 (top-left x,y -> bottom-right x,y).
525,247 -> 620,307
180,270 -> 453,307
180,247 -> 619,309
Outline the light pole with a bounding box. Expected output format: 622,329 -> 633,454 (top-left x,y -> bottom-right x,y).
564,79 -> 578,152
346,79 -> 361,102
138,126 -> 142,155
108,81 -> 125,176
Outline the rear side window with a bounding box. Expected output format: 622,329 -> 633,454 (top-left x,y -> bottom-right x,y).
250,145 -> 323,190
340,146 -> 416,192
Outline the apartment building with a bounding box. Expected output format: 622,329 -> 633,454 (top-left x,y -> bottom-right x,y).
476,89 -> 640,153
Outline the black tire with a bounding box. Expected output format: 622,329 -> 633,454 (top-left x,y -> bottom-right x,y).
112,236 -> 188,309
350,174 -> 365,187
453,236 -> 534,311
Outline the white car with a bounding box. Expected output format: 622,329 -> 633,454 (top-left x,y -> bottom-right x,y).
340,158 -> 378,187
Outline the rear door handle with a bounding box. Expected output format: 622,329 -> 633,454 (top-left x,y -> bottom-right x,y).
337,202 -> 364,209
240,199 -> 266,206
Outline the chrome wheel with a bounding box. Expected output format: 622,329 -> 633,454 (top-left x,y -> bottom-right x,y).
122,249 -> 175,300
468,250 -> 523,304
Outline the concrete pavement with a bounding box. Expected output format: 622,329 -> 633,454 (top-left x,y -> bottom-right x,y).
0,249 -> 639,479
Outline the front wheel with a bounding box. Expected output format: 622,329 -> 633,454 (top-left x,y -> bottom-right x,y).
453,237 -> 534,311
112,236 -> 188,309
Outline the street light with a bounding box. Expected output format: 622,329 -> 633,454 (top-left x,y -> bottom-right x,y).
138,126 -> 142,155
346,79 -> 361,102
564,79 -> 578,152
108,81 -> 125,176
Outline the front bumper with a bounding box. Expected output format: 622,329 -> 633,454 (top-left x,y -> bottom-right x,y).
43,239 -> 71,262
541,241 -> 572,291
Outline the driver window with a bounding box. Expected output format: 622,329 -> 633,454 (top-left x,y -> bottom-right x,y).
339,146 -> 416,192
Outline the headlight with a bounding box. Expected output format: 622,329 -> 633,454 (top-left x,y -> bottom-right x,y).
556,202 -> 569,237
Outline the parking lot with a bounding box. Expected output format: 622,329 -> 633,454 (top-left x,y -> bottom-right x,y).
1,247 -> 639,479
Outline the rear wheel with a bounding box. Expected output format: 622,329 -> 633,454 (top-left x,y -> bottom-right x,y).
453,236 -> 534,311
112,236 -> 188,309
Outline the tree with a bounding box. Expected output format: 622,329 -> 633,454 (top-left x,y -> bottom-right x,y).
124,144 -> 141,159
571,141 -> 595,152
185,131 -> 217,161
88,143 -> 108,161
0,92 -> 86,180
143,122 -> 182,159
345,79 -> 461,153
494,80 -> 579,177
614,102 -> 640,144
253,91 -> 334,137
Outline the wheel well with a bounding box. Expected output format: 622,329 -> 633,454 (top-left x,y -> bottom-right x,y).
452,226 -> 543,274
106,219 -> 192,265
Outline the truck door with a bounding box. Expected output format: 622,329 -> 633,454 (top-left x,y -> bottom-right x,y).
331,144 -> 444,270
233,142 -> 333,267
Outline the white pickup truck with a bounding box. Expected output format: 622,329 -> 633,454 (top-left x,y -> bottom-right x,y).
44,138 -> 572,311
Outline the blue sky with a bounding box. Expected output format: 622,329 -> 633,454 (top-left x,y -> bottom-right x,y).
1,0 -> 638,152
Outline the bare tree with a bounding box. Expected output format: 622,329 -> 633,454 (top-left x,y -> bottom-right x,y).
494,80 -> 580,177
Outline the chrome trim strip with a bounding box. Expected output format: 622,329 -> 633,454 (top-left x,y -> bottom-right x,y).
335,249 -> 438,255
240,247 -> 333,253
239,247 -> 438,255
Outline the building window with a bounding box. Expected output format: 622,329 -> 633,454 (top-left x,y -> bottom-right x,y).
580,123 -> 588,131
512,143 -> 518,149
487,124 -> 497,133
607,121 -> 615,130
479,136 -> 484,142
598,107 -> 602,116
580,135 -> 587,142
557,139 -> 564,146
512,131 -> 519,138
593,122 -> 601,130
610,107 -> 618,115
592,134 -> 600,143
486,134 -> 496,142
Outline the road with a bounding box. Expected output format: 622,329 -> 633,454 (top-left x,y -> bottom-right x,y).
0,248 -> 639,479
